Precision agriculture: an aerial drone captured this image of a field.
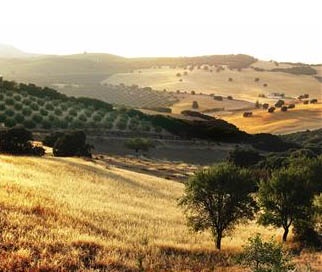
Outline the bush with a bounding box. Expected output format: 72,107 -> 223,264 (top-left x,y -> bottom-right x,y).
14,113 -> 25,123
0,103 -> 5,110
14,103 -> 23,111
5,98 -> 15,105
4,109 -> 14,117
0,127 -> 44,156
43,131 -> 65,147
23,120 -> 36,129
41,120 -> 52,129
54,109 -> 63,116
228,148 -> 263,167
32,114 -> 43,123
22,107 -> 32,116
53,131 -> 92,157
45,103 -> 54,110
237,234 -> 294,272
40,108 -> 49,116
30,103 -> 39,111
4,118 -> 16,128
14,95 -> 21,101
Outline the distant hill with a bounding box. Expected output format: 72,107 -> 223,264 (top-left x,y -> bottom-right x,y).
0,44 -> 39,58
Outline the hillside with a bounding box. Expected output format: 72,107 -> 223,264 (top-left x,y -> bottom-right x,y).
222,103 -> 322,134
0,155 -> 320,271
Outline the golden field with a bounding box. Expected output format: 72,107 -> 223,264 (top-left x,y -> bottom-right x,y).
102,62 -> 322,103
0,155 -> 321,271
222,103 -> 322,134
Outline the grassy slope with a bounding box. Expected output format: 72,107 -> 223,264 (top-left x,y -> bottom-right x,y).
222,103 -> 322,134
0,155 -> 320,271
103,64 -> 321,102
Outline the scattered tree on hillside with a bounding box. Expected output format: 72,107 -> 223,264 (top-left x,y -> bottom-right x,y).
281,106 -> 288,112
192,101 -> 199,109
275,100 -> 285,108
125,138 -> 154,156
262,103 -> 269,110
179,163 -> 258,250
268,107 -> 275,113
258,166 -> 316,242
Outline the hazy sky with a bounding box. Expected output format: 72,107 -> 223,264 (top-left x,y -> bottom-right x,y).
1,0 -> 321,63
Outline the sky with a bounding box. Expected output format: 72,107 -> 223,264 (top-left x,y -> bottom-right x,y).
1,0 -> 321,63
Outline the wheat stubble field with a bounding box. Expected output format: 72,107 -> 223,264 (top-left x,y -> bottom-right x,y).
0,155 -> 320,271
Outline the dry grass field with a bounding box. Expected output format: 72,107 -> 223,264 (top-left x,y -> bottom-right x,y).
102,62 -> 321,103
0,155 -> 321,271
222,103 -> 322,134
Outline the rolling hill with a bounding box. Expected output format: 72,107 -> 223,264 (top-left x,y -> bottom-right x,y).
0,155 -> 320,271
1,47 -> 321,135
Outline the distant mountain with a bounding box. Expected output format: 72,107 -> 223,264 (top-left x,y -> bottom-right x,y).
0,44 -> 39,58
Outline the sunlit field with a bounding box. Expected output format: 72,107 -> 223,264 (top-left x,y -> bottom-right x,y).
222,103 -> 322,134
102,62 -> 321,103
0,155 -> 320,271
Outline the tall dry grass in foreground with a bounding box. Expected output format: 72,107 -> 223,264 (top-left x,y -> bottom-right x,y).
0,155 -> 320,271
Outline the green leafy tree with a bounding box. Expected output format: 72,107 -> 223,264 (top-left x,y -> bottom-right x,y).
179,163 -> 258,250
258,166 -> 315,242
237,234 -> 294,272
125,138 -> 154,155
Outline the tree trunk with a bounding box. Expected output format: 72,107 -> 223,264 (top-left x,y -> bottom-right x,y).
216,232 -> 222,250
282,227 -> 289,242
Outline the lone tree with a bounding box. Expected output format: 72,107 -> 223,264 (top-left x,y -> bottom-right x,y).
125,138 -> 154,156
192,101 -> 199,109
179,163 -> 258,250
258,166 -> 315,242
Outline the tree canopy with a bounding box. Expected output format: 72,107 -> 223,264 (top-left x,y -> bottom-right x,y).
179,163 -> 258,249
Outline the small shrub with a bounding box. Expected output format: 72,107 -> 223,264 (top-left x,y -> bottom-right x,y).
45,103 -> 54,110
69,109 -> 78,116
14,113 -> 25,123
5,118 -> 16,128
54,109 -> 62,116
78,114 -> 87,122
22,98 -> 32,105
14,103 -> 23,111
5,98 -> 15,105
5,109 -> 14,117
41,120 -> 52,129
30,103 -> 39,111
22,107 -> 32,116
23,120 -> 36,129
32,114 -> 43,123
0,103 -> 5,110
13,95 -> 21,101
237,234 -> 294,272
40,109 -> 49,116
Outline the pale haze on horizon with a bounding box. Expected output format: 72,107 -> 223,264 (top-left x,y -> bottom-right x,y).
1,0 -> 321,64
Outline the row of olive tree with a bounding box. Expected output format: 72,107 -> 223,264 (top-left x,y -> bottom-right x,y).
179,158 -> 321,250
